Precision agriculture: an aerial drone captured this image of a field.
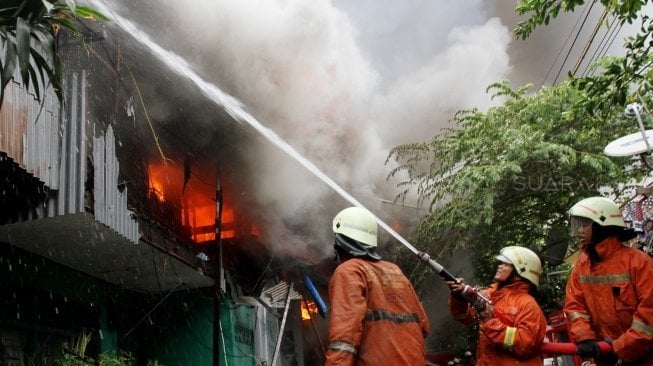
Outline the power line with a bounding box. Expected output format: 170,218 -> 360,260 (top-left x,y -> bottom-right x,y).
590,23 -> 624,77
552,0 -> 597,84
572,7 -> 608,76
580,14 -> 620,76
538,1 -> 594,89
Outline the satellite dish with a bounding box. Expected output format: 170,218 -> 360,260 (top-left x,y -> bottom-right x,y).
604,130 -> 653,157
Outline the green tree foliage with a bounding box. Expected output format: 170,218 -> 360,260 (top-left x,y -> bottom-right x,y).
389,0 -> 653,310
388,80 -> 649,307
0,0 -> 107,106
516,0 -> 653,110
514,0 -> 647,40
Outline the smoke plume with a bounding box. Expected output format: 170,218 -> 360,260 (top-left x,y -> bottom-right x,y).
103,0 -> 643,261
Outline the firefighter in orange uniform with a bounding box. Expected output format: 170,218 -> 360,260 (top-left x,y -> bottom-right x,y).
325,207 -> 430,366
447,246 -> 547,365
566,196 -> 653,365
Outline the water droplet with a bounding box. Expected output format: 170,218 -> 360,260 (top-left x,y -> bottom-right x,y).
55,307 -> 59,315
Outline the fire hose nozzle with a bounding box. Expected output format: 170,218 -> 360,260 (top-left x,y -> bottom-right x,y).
416,251 -> 459,282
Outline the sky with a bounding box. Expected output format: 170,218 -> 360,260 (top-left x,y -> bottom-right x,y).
98,0 -> 642,260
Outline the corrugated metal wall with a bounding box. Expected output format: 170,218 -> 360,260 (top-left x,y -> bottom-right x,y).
56,69 -> 87,215
1,68 -> 139,243
93,125 -> 140,243
0,79 -> 60,189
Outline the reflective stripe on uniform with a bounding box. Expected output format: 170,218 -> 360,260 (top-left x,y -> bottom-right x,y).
503,326 -> 516,351
568,312 -> 591,322
632,318 -> 653,336
365,310 -> 420,324
328,341 -> 358,355
578,274 -> 630,284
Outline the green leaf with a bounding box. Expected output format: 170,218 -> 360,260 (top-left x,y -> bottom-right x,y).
75,6 -> 109,21
29,45 -> 54,88
64,0 -> 76,13
1,0 -> 107,104
27,62 -> 40,99
41,0 -> 55,14
1,40 -> 17,86
15,16 -> 30,85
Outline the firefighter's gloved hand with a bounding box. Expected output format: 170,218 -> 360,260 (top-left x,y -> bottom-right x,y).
577,340 -> 601,358
600,338 -> 621,365
477,303 -> 493,322
446,278 -> 466,301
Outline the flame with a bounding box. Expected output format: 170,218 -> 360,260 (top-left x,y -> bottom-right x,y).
147,162 -> 236,243
148,164 -> 173,202
301,300 -> 318,320
220,208 -> 235,240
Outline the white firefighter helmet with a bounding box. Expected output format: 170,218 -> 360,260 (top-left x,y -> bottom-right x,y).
495,246 -> 542,287
332,206 -> 378,247
568,196 -> 626,227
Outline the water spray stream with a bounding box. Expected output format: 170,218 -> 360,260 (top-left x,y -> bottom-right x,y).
87,2 -> 453,274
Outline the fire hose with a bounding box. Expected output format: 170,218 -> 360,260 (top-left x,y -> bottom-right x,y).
540,341 -> 613,355
541,342 -> 614,366
416,251 -> 617,363
416,251 -> 491,310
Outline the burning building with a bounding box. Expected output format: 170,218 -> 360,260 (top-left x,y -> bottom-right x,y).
0,9 -> 336,366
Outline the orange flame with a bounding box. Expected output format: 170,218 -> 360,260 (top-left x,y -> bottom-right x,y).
147,162 -> 236,243
301,300 -> 318,320
148,164 -> 173,202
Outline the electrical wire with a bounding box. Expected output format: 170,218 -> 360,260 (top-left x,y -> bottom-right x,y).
538,1 -> 594,89
580,15 -> 621,76
552,0 -> 597,84
120,282 -> 185,341
572,8 -> 608,76
252,255 -> 275,293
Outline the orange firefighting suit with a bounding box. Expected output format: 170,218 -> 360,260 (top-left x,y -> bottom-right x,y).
565,236 -> 653,364
325,258 -> 429,366
449,279 -> 547,366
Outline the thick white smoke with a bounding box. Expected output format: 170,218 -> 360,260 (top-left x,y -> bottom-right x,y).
108,0 -> 519,258
111,0 -> 645,260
